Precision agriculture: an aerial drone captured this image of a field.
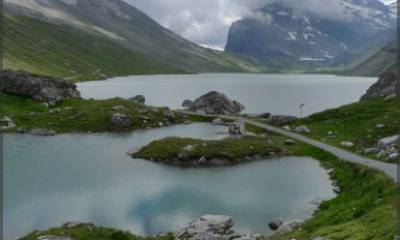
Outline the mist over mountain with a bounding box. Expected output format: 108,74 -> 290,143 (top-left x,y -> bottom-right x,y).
225,0 -> 396,70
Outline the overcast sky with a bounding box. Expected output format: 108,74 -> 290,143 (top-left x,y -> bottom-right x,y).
124,0 -> 391,50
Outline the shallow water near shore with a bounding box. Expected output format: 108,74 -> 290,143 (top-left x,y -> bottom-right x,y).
78,73 -> 376,116
4,123 -> 335,239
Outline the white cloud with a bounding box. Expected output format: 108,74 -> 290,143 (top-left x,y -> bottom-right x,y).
124,0 -> 388,49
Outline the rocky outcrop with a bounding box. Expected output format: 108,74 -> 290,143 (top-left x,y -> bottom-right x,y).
175,215 -> 256,240
270,115 -> 298,126
360,72 -> 398,101
182,91 -> 244,115
110,113 -> 132,128
268,219 -> 304,235
229,118 -> 247,135
294,125 -> 311,133
0,70 -> 81,106
0,116 -> 16,130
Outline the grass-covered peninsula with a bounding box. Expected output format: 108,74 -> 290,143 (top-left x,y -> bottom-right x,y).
133,136 -> 291,166
0,93 -> 186,133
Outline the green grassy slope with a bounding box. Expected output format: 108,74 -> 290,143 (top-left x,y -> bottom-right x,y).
4,15 -> 185,82
0,93 -> 185,133
289,97 -> 399,162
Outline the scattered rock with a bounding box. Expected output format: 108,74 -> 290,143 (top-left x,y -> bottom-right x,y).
111,105 -> 127,111
175,215 -> 235,240
340,141 -> 355,148
49,108 -> 62,114
229,118 -> 247,135
178,152 -> 190,161
268,219 -> 283,230
130,95 -> 145,104
282,125 -> 291,131
295,125 -> 311,133
270,115 -> 297,126
183,145 -> 195,152
376,123 -> 386,129
27,128 -> 57,136
37,236 -> 73,240
327,131 -> 334,136
183,91 -> 244,115
0,116 -> 16,130
110,113 -> 132,128
274,219 -> 304,234
284,139 -> 296,145
198,156 -> 207,164
378,135 -> 399,149
363,147 -> 379,154
1,69 -> 80,106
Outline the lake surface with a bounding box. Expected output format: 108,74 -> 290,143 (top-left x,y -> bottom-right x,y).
4,123 -> 335,239
78,74 -> 376,116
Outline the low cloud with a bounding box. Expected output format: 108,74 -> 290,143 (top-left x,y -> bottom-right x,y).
124,0 -> 383,49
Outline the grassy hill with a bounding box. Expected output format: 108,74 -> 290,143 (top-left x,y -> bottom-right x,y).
4,15 -> 185,82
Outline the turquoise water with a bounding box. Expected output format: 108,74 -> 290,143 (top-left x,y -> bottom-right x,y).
4,123 -> 335,239
78,73 -> 375,116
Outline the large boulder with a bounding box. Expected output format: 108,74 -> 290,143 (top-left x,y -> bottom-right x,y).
378,135 -> 399,149
270,115 -> 298,126
175,215 -> 234,240
110,113 -> 132,128
360,72 -> 398,101
183,91 -> 244,115
229,118 -> 247,135
1,70 -> 81,106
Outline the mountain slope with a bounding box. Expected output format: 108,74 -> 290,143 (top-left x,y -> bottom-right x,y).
4,15 -> 184,82
4,0 -> 260,79
346,39 -> 396,76
225,0 -> 395,71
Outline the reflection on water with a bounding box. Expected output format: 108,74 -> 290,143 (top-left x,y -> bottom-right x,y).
5,123 -> 335,239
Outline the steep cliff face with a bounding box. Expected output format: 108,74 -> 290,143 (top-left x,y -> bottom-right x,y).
225,0 -> 396,70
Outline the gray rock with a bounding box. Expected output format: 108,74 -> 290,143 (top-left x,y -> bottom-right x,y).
130,95 -> 145,104
341,141 -> 355,148
295,125 -> 311,133
27,128 -> 57,136
49,108 -> 62,114
376,123 -> 386,129
361,72 -> 397,101
178,152 -> 190,161
110,113 -> 132,128
275,219 -> 304,234
0,116 -> 16,130
229,118 -> 247,135
284,139 -> 296,145
1,70 -> 80,106
270,115 -> 297,126
37,236 -> 73,240
198,156 -> 207,164
282,125 -> 291,131
111,105 -> 127,111
268,219 -> 283,230
176,215 -> 234,239
184,91 -> 244,115
183,145 -> 195,152
182,99 -> 195,108
378,135 -> 399,149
